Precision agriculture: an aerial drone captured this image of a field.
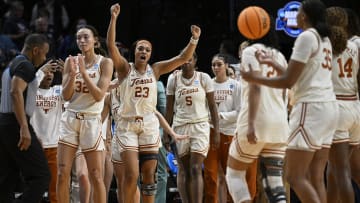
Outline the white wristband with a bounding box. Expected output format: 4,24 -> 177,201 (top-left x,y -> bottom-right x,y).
190,37 -> 199,45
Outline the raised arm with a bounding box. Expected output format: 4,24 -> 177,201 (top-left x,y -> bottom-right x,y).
62,56 -> 76,101
106,3 -> 129,78
34,60 -> 58,86
152,25 -> 201,79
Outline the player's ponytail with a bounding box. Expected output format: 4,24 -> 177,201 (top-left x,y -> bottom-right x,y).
326,7 -> 348,56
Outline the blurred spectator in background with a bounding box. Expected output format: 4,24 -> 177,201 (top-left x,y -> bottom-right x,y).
57,18 -> 86,60
30,0 -> 69,39
32,16 -> 56,57
0,0 -> 10,27
58,17 -> 109,60
219,39 -> 239,65
2,1 -> 29,50
0,34 -> 19,74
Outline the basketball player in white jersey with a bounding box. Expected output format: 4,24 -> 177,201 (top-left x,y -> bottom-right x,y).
203,53 -> 241,203
345,8 -> 360,190
166,52 -> 219,203
228,40 -> 260,201
109,76 -> 188,203
241,1 -> 340,202
30,63 -> 63,203
325,7 -> 360,203
107,3 -> 198,203
226,21 -> 289,203
56,25 -> 113,203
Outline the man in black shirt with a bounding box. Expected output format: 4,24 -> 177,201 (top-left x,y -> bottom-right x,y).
0,34 -> 51,202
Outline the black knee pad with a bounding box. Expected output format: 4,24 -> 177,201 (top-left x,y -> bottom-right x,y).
141,183 -> 157,196
139,153 -> 158,196
259,156 -> 287,203
139,153 -> 158,167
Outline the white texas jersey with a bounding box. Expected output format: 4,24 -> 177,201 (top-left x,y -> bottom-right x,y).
30,85 -> 63,148
167,71 -> 214,127
290,28 -> 336,103
67,55 -> 105,114
213,78 -> 241,135
350,35 -> 360,48
331,40 -> 359,99
239,44 -> 289,143
118,63 -> 157,117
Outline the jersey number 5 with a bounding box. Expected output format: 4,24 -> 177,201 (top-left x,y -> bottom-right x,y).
185,96 -> 192,106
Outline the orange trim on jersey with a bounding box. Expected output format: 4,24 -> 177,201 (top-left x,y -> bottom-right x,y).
111,159 -> 124,165
288,103 -> 321,150
191,146 -> 210,155
288,127 -> 320,150
82,135 -> 103,152
336,94 -> 358,101
116,136 -> 139,151
350,141 -> 360,146
115,134 -> 161,151
332,138 -> 350,144
177,146 -> 209,158
300,103 -> 307,127
139,136 -> 161,149
321,144 -> 331,149
58,140 -> 79,149
234,139 -> 259,160
261,148 -> 286,156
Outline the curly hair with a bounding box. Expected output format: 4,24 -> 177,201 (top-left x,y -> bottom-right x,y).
326,7 -> 348,56
326,7 -> 348,27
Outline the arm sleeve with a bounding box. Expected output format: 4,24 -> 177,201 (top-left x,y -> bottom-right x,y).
13,62 -> 36,83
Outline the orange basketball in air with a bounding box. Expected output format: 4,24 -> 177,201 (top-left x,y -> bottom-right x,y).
237,6 -> 271,40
